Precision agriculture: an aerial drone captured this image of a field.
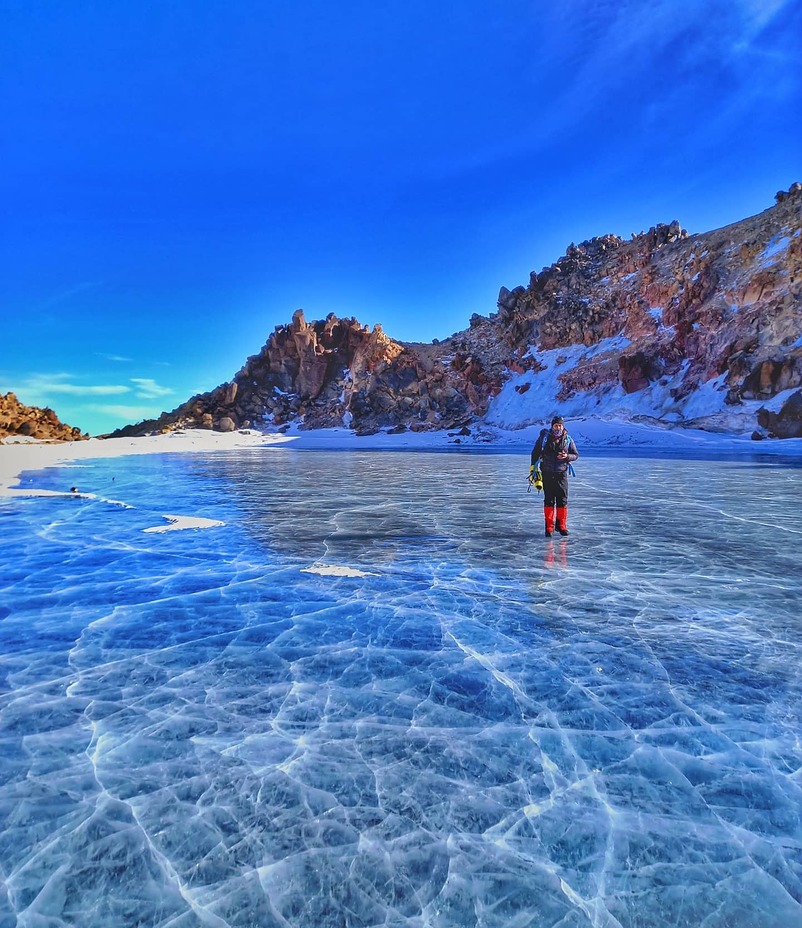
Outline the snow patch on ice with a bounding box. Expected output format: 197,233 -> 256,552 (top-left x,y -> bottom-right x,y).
143,514 -> 225,533
301,564 -> 377,578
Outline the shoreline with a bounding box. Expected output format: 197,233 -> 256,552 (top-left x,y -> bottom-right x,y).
2,421 -> 801,499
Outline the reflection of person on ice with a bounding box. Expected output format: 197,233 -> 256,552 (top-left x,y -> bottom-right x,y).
544,539 -> 568,568
530,416 -> 579,537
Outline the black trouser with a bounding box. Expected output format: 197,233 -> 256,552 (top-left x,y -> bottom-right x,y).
543,471 -> 569,507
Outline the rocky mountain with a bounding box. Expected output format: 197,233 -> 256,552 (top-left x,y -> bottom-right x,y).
109,313 -> 502,439
0,392 -> 89,442
110,182 -> 802,441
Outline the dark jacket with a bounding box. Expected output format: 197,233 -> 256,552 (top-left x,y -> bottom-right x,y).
531,428 -> 579,474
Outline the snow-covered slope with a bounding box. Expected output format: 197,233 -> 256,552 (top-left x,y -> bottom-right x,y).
485,338 -> 800,436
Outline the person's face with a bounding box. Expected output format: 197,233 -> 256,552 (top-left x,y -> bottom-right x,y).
551,423 -> 564,435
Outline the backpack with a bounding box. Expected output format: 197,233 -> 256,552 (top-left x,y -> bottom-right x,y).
539,428 -> 572,454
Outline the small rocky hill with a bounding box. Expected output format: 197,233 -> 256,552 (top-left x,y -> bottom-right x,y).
109,311 -> 498,438
0,392 -> 89,442
110,182 -> 802,440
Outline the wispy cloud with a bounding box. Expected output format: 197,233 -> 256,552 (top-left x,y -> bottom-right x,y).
3,373 -> 130,405
37,281 -> 104,310
131,378 -> 174,399
96,352 -> 133,363
3,373 -> 176,417
737,0 -> 794,36
47,383 -> 130,396
533,2 -> 793,132
419,0 -> 799,186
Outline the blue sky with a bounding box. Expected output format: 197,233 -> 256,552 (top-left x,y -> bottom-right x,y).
2,0 -> 800,435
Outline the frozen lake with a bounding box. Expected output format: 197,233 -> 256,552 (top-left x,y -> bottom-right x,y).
1,448 -> 801,927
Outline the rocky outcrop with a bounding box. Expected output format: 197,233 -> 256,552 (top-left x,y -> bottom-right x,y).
109,182 -> 802,440
109,312 -> 500,438
0,393 -> 89,442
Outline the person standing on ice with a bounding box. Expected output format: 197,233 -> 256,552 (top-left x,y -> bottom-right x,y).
529,416 -> 579,537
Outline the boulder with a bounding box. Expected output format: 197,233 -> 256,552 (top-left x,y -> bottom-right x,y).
618,351 -> 663,393
757,390 -> 802,438
740,356 -> 802,400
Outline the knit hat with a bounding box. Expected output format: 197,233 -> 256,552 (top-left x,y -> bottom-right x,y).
551,416 -> 564,426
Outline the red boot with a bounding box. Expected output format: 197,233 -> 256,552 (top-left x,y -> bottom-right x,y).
544,505 -> 555,537
556,506 -> 569,536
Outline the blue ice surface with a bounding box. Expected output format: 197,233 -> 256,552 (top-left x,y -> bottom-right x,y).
1,448 -> 801,927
